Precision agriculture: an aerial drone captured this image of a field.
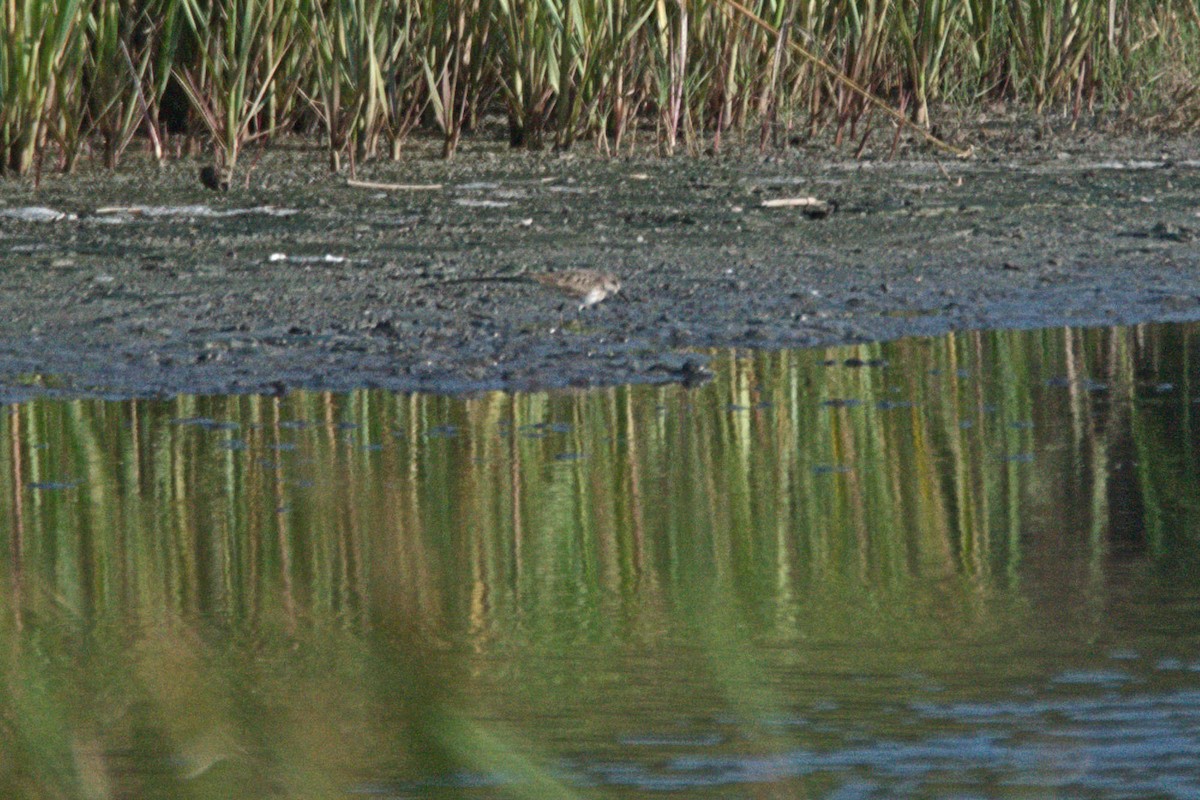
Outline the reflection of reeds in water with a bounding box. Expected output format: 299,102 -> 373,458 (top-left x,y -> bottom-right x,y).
1,323 -> 1197,796
0,325 -> 1194,627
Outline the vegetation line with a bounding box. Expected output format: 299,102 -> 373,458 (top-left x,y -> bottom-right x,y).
0,0 -> 1195,179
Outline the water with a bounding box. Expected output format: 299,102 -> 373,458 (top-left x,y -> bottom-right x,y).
3,323 -> 1200,798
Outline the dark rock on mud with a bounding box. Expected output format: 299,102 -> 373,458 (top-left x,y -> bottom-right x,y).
0,129 -> 1198,400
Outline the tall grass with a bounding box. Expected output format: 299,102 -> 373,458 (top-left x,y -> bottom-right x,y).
173,0 -> 296,171
0,0 -> 1196,176
0,0 -> 86,175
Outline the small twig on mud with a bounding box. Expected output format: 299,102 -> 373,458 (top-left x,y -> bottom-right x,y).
761,197 -> 825,208
243,146 -> 268,188
934,158 -> 963,186
346,179 -> 444,191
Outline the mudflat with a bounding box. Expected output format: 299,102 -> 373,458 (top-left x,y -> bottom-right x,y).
0,128 -> 1197,400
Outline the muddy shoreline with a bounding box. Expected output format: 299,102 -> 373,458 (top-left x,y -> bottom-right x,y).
1,128 -> 1198,401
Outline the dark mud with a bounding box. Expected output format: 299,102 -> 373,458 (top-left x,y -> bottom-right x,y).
0,129 -> 1198,400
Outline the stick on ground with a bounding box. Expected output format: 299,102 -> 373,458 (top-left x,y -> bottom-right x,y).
346,179 -> 443,191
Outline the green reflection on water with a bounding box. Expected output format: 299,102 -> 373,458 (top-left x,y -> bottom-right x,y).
3,323 -> 1200,798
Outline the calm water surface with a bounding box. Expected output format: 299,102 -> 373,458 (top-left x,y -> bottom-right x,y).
4,323 -> 1200,798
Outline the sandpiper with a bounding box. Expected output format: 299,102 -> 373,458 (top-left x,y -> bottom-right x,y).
437,268 -> 622,309
530,269 -> 621,308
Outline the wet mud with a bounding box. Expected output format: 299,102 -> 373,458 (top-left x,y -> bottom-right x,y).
0,128 -> 1197,400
